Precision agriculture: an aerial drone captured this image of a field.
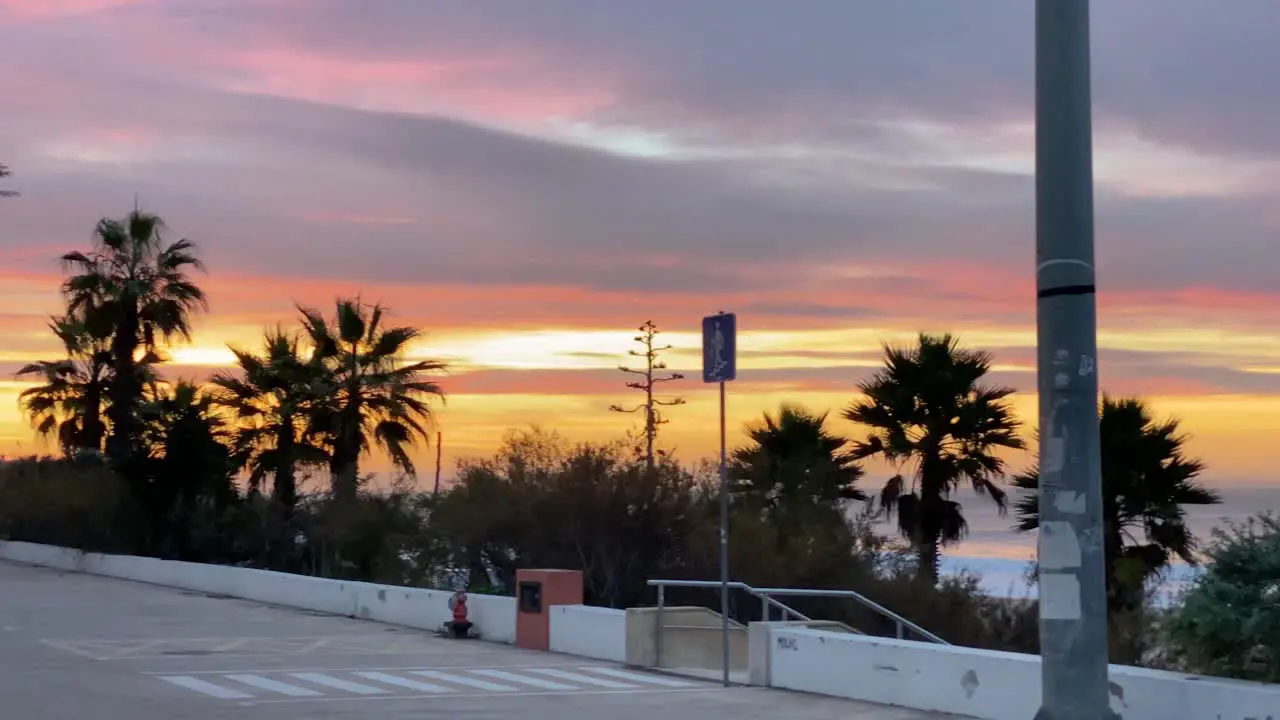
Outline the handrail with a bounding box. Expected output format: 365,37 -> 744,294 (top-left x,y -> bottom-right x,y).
646,579 -> 810,621
752,586 -> 949,645
646,578 -> 949,647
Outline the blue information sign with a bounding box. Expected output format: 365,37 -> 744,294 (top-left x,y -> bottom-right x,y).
701,312 -> 736,383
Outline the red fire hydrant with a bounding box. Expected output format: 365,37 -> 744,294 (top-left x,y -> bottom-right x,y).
448,590 -> 472,638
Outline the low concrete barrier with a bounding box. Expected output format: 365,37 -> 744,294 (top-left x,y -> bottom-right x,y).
625,606 -> 748,672
0,541 -> 516,643
548,605 -> 627,662
755,625 -> 1280,720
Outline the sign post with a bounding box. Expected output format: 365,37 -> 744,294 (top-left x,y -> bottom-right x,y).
702,312 -> 736,688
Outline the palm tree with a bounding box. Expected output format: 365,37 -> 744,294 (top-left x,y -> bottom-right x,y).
730,403 -> 865,513
138,380 -> 237,557
210,329 -> 329,510
298,298 -> 446,503
1013,396 -> 1222,613
844,333 -> 1025,584
60,210 -> 207,468
140,380 -> 228,459
15,315 -> 113,456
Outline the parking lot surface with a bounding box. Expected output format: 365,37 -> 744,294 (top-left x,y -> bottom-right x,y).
0,559 -> 955,719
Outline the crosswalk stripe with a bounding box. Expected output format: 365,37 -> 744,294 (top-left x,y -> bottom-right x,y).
156,665 -> 704,701
524,667 -> 638,689
225,674 -> 323,697
289,672 -> 388,695
577,667 -> 697,687
411,670 -> 517,692
470,668 -> 579,690
354,671 -> 453,693
160,675 -> 254,699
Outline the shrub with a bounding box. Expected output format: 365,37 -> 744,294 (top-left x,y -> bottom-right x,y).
1163,512 -> 1280,682
433,429 -> 706,607
0,455 -> 142,553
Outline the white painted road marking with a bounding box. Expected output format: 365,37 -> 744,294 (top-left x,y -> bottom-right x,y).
225,674 -> 322,697
354,671 -> 452,693
160,675 -> 253,699
154,665 -> 712,701
525,667 -> 638,688
411,670 -> 517,692
470,668 -> 579,690
578,667 -> 696,687
289,672 -> 388,695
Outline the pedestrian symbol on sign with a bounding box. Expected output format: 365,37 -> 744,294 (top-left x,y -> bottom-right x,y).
701,313 -> 736,384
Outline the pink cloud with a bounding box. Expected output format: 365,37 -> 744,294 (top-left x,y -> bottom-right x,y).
0,0 -> 150,21
216,45 -> 616,124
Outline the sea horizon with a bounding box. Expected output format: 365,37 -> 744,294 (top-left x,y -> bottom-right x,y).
926,483 -> 1274,602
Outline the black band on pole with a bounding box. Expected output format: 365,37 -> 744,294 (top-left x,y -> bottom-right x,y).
1037,284 -> 1096,299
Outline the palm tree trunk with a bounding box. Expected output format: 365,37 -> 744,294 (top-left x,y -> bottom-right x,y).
329,443 -> 359,505
273,421 -> 297,511
81,379 -> 105,455
916,454 -> 946,585
1103,528 -> 1131,614
336,458 -> 359,504
106,300 -> 141,468
918,534 -> 941,586
330,399 -> 361,504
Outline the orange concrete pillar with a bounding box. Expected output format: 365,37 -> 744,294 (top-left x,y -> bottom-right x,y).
514,569 -> 583,651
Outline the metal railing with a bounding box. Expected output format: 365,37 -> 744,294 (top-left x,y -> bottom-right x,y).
647,579 -> 949,659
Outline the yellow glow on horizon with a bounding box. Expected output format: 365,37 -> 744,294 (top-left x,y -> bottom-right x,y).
3,319 -> 1280,486
3,379 -> 1278,485
9,321 -> 1280,377
167,346 -> 239,367
427,329 -> 643,370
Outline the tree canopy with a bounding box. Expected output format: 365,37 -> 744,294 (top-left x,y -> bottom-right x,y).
1013,396 -> 1221,612
845,333 -> 1025,583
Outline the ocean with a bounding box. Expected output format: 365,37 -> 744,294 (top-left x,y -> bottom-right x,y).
899,484 -> 1276,605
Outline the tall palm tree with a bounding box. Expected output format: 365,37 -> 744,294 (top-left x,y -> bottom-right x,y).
844,333 -> 1025,584
298,298 -> 446,504
730,403 -> 865,512
210,329 -> 329,510
1013,396 -> 1222,613
60,210 -> 207,468
15,315 -> 113,456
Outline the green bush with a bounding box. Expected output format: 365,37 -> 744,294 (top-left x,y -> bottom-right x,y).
1164,512 -> 1280,682
0,455 -> 143,553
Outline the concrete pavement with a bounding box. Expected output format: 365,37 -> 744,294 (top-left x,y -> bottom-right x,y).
0,559 -> 959,719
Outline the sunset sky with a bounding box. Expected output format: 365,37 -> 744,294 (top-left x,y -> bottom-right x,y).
4,0 -> 1280,504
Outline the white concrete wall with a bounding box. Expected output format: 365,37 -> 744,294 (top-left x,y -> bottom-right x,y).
624,606 -> 748,670
548,605 -> 626,662
0,541 -> 516,643
756,625 -> 1280,720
